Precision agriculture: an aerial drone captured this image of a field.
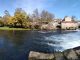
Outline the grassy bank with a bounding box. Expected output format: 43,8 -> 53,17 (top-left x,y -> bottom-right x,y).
0,27 -> 32,30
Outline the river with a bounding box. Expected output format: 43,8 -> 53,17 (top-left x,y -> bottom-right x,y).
0,30 -> 80,60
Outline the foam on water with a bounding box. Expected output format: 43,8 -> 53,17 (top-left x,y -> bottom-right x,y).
44,31 -> 80,51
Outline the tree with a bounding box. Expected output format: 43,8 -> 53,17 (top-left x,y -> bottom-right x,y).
32,9 -> 40,21
0,16 -> 2,20
40,10 -> 55,23
13,8 -> 29,28
29,9 -> 40,29
7,16 -> 16,27
0,16 -> 4,27
3,10 -> 11,26
72,16 -> 76,21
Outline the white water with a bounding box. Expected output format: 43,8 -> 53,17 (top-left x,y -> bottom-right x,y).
44,31 -> 80,51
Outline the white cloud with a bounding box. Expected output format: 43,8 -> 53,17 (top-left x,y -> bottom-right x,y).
14,0 -> 47,14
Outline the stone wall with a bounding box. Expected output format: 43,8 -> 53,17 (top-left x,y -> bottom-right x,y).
61,22 -> 78,30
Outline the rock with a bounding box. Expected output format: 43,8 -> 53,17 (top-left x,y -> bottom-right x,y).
29,46 -> 80,60
29,51 -> 54,60
67,50 -> 78,60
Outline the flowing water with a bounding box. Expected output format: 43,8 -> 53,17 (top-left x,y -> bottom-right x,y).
0,30 -> 80,60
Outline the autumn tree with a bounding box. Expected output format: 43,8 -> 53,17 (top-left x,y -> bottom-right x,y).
7,16 -> 16,27
3,10 -> 11,26
13,8 -> 29,28
0,8 -> 55,29
0,16 -> 4,27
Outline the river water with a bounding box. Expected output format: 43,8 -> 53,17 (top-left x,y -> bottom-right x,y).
0,30 -> 80,60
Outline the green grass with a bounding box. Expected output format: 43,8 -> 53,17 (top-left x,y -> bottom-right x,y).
0,27 -> 32,30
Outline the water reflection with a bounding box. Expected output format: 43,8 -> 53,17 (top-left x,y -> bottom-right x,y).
0,30 -> 79,60
0,31 -> 33,60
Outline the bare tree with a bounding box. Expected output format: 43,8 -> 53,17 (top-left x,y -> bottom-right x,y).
40,10 -> 55,23
32,9 -> 40,22
72,16 -> 76,21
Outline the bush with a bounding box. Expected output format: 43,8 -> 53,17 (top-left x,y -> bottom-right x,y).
0,20 -> 4,27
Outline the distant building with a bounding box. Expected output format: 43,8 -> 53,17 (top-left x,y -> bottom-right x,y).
64,16 -> 72,21
40,24 -> 49,30
77,21 -> 80,28
61,16 -> 78,30
40,19 -> 59,30
48,20 -> 60,30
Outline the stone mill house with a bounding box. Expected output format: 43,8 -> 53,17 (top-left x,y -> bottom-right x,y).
61,16 -> 78,30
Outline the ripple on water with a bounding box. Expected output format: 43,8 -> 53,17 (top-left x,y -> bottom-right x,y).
44,31 -> 80,51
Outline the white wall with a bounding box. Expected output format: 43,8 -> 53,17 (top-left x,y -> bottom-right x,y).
61,23 -> 78,29
65,17 -> 72,21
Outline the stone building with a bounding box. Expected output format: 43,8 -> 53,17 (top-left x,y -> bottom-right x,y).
48,21 -> 58,30
61,16 -> 78,30
77,21 -> 80,28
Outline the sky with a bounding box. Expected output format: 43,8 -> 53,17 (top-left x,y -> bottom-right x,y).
0,0 -> 80,19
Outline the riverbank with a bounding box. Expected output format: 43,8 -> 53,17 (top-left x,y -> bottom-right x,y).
0,27 -> 32,30
29,46 -> 80,60
0,27 -> 80,31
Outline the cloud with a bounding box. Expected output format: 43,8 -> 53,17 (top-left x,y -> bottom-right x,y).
14,0 -> 47,14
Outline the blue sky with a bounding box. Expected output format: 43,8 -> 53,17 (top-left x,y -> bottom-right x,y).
0,0 -> 80,19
